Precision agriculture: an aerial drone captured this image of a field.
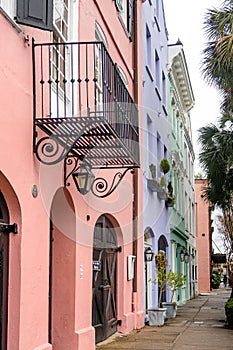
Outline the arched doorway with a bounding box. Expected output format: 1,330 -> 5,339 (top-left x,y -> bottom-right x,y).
49,189 -> 76,349
158,235 -> 168,304
0,192 -> 9,350
92,215 -> 118,344
144,227 -> 154,311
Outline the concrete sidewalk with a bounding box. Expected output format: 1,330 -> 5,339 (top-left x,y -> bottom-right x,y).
96,288 -> 233,349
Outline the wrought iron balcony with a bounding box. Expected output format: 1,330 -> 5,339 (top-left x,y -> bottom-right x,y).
32,40 -> 139,168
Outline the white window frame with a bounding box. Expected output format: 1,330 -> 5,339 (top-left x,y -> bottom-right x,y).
0,0 -> 16,18
51,0 -> 72,117
95,23 -> 108,110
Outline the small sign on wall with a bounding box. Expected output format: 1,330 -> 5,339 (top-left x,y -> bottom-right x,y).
127,255 -> 136,280
93,260 -> 101,272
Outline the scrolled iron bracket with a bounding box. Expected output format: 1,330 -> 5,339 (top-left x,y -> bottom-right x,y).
64,155 -> 82,187
90,167 -> 135,198
35,136 -> 69,165
64,154 -> 136,198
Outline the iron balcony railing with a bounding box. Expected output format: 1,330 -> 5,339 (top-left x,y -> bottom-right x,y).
32,40 -> 139,168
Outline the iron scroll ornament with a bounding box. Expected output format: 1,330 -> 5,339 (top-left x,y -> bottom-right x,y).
64,156 -> 135,198
35,136 -> 68,165
90,167 -> 135,198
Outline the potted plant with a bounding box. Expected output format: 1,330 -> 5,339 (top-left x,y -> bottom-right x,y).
211,271 -> 221,289
225,298 -> 233,328
162,271 -> 186,318
158,159 -> 170,200
147,252 -> 169,326
160,158 -> 170,174
165,181 -> 175,207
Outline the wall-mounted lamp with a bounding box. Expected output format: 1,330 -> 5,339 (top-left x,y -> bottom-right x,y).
65,156 -> 135,198
72,162 -> 95,195
180,249 -> 189,263
144,247 -> 154,262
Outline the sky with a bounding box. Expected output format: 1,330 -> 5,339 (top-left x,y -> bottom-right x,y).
163,0 -> 222,174
163,0 -> 224,253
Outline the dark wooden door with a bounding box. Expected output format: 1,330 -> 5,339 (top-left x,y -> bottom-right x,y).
92,217 -> 118,344
0,193 -> 9,350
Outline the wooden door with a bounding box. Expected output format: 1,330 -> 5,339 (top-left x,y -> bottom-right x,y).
92,216 -> 118,344
0,192 -> 9,350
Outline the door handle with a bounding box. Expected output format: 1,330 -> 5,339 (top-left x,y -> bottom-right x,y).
99,284 -> 111,290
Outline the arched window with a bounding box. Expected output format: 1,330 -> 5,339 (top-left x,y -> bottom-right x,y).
95,22 -> 108,48
116,65 -> 128,87
158,235 -> 168,253
94,215 -> 116,248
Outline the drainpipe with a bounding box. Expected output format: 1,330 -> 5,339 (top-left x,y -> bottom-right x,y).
132,0 -> 139,296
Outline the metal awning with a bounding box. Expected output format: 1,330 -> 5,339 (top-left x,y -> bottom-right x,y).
35,115 -> 139,167
33,40 -> 140,169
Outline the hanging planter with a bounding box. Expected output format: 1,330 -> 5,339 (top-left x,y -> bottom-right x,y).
147,179 -> 161,192
148,164 -> 161,192
158,188 -> 167,200
165,196 -> 175,207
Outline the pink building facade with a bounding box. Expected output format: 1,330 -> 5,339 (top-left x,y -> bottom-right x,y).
0,1 -> 144,349
195,179 -> 212,294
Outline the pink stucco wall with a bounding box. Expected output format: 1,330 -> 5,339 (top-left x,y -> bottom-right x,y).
0,1 -> 144,349
195,179 -> 211,294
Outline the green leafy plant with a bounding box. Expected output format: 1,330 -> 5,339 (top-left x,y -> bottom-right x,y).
211,272 -> 221,289
165,181 -> 175,206
167,271 -> 186,302
149,252 -> 168,307
149,253 -> 186,307
225,298 -> 233,327
160,158 -> 170,174
160,175 -> 167,189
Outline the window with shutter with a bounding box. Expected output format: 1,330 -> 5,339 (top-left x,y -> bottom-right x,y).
52,0 -> 69,91
114,0 -> 133,40
128,0 -> 132,40
115,0 -> 123,12
16,0 -> 53,31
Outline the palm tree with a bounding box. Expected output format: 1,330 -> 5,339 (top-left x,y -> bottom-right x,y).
198,121 -> 233,210
199,0 -> 233,296
202,0 -> 233,113
200,0 -> 233,208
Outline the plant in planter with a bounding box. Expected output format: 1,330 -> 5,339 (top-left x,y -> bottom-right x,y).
162,271 -> 186,318
147,252 -> 169,326
158,159 -> 170,200
160,158 -> 170,175
165,181 -> 175,207
225,298 -> 233,328
211,271 -> 221,289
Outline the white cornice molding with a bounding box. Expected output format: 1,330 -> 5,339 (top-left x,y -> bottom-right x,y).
168,45 -> 195,112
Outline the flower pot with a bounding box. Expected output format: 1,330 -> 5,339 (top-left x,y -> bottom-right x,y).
161,302 -> 177,318
147,308 -> 167,326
